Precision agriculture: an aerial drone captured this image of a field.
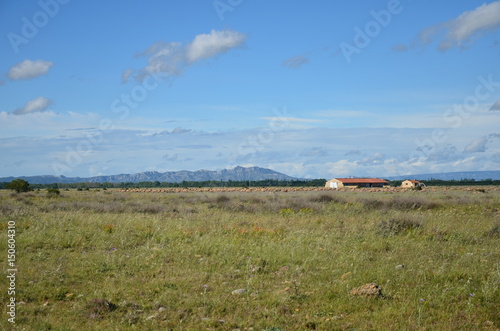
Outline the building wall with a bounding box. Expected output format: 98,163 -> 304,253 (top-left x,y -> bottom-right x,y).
402,180 -> 424,188
326,179 -> 387,188
325,179 -> 343,188
402,180 -> 415,188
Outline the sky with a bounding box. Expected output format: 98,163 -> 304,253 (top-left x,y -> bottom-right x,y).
1,0 -> 500,179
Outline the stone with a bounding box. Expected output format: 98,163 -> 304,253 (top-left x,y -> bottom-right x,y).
349,283 -> 384,297
231,288 -> 247,295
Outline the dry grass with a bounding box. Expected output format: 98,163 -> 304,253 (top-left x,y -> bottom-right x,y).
0,187 -> 498,330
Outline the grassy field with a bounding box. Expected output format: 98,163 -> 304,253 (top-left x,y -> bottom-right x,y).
0,187 -> 499,330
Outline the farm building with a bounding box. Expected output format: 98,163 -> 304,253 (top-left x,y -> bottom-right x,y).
401,180 -> 425,188
325,178 -> 388,189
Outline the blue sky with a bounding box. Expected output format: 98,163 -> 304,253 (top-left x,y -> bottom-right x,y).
1,0 -> 500,179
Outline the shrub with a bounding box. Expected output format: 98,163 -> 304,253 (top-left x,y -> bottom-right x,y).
46,188 -> 61,197
215,195 -> 230,203
85,299 -> 117,319
360,198 -> 385,210
311,194 -> 335,203
6,179 -> 30,193
103,224 -> 115,233
386,197 -> 439,211
279,208 -> 295,217
299,207 -> 315,214
377,216 -> 423,236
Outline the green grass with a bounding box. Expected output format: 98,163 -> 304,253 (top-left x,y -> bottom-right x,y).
0,188 -> 499,330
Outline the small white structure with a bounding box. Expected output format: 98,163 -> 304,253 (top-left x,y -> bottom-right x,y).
401,180 -> 425,188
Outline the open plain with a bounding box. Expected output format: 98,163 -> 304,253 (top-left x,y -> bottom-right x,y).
0,187 -> 499,330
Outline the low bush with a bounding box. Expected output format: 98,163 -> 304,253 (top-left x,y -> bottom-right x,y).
377,216 -> 423,236
46,188 -> 61,197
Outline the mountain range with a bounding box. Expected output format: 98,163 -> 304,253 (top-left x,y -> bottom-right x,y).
0,166 -> 296,184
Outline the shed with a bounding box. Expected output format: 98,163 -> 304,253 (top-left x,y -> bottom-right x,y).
401,180 -> 425,188
325,178 -> 388,189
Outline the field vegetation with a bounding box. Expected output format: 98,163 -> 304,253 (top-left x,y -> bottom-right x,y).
0,187 -> 499,330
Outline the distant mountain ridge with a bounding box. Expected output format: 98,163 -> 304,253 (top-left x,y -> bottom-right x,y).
386,170 -> 500,181
0,166 -> 296,184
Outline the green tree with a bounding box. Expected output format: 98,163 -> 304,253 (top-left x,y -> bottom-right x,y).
6,179 -> 31,193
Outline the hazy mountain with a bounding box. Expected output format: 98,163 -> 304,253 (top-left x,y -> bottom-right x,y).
386,170 -> 500,181
0,166 -> 296,184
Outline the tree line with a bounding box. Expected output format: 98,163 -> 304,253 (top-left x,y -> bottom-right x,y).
2,178 -> 499,192
0,179 -> 328,190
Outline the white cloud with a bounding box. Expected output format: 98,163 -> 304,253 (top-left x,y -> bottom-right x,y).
463,133 -> 500,153
121,68 -> 134,83
12,97 -> 53,116
463,136 -> 488,153
261,116 -> 321,123
392,44 -> 408,52
186,29 -> 246,63
136,41 -> 184,81
409,1 -> 500,51
282,55 -> 309,69
133,30 -> 246,82
490,100 -> 500,111
7,59 -> 54,80
316,110 -> 374,118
